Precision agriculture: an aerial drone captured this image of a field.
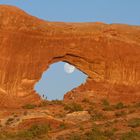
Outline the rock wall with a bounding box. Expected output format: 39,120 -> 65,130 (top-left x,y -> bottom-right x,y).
0,5 -> 140,107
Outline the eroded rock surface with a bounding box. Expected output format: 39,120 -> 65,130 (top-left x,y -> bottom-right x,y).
0,5 -> 140,107
64,111 -> 91,123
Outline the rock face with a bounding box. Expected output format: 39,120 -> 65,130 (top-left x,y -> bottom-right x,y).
0,5 -> 140,107
64,111 -> 91,123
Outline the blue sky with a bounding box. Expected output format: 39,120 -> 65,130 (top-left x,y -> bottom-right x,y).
34,62 -> 87,100
0,0 -> 140,25
0,0 -> 140,100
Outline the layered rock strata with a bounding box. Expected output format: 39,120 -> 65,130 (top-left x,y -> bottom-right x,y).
0,5 -> 140,107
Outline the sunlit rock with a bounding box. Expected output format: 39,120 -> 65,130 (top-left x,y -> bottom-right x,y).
0,5 -> 140,107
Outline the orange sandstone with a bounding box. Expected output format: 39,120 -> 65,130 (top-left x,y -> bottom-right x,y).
0,5 -> 140,107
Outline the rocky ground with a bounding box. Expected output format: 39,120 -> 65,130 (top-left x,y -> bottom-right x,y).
0,96 -> 140,140
0,5 -> 140,140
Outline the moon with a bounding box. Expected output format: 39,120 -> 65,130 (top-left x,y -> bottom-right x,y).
64,63 -> 75,74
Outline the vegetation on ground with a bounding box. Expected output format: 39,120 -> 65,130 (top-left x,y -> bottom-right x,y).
114,102 -> 125,109
128,118 -> 140,128
64,102 -> 83,113
134,102 -> 140,108
0,99 -> 140,140
85,124 -> 116,140
0,124 -> 50,140
120,131 -> 140,140
91,111 -> 105,121
38,100 -> 48,107
22,104 -> 37,109
59,123 -> 67,129
69,134 -> 81,140
102,99 -> 126,111
82,98 -> 90,103
115,111 -> 126,117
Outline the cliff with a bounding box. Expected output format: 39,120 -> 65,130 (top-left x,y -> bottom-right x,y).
0,5 -> 140,107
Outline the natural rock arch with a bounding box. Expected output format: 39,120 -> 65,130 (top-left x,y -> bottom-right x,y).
0,5 -> 140,107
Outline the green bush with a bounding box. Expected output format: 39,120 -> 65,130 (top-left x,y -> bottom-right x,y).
0,124 -> 50,140
64,103 -> 83,113
18,124 -> 50,138
0,132 -> 14,139
102,101 -> 126,111
102,105 -> 114,111
91,112 -> 105,121
22,104 -> 37,109
121,131 -> 140,140
85,125 -> 108,140
102,99 -> 110,106
128,118 -> 140,128
43,100 -> 64,106
51,100 -> 63,105
114,102 -> 125,109
102,99 -> 115,111
38,100 -> 48,107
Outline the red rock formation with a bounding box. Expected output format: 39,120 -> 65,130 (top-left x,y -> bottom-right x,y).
64,79 -> 140,104
0,5 -> 140,107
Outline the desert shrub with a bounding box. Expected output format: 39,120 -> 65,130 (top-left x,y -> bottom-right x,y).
59,123 -> 67,129
38,100 -> 48,107
69,133 -> 81,140
120,131 -> 140,140
103,128 -> 116,138
115,111 -> 126,117
64,103 -> 83,113
114,102 -> 125,109
134,102 -> 140,108
87,106 -> 94,114
44,100 -> 64,106
51,100 -> 63,105
0,124 -> 50,140
128,109 -> 135,114
88,108 -> 106,121
0,132 -> 13,139
102,99 -> 115,111
17,124 -> 50,138
102,105 -> 114,111
102,101 -> 126,111
102,99 -> 110,106
104,121 -> 113,127
82,98 -> 90,103
22,104 -> 37,109
91,112 -> 105,121
85,125 -> 108,140
128,118 -> 140,128
0,132 -> 14,140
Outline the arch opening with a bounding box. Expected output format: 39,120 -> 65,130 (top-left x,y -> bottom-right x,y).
34,61 -> 88,100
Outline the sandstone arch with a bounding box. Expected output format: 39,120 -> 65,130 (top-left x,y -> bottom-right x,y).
0,5 -> 140,107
